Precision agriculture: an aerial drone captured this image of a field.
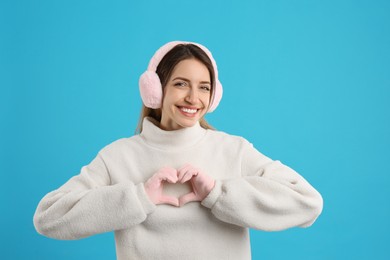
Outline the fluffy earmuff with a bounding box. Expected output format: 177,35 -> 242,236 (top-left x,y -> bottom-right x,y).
139,41 -> 223,112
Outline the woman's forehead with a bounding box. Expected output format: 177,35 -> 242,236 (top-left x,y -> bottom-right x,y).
170,59 -> 210,81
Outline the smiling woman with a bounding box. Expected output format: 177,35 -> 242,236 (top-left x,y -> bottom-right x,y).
33,41 -> 323,260
160,58 -> 211,130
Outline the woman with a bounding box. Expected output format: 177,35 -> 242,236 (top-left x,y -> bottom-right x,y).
34,41 -> 323,259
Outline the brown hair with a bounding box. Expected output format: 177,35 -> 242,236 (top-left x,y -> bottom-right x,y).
136,43 -> 215,133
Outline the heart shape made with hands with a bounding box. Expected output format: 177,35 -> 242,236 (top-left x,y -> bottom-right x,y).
144,164 -> 215,207
163,181 -> 192,201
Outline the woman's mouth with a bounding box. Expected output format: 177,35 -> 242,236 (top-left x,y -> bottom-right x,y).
177,106 -> 199,117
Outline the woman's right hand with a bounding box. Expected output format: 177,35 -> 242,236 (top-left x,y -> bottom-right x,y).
144,167 -> 179,207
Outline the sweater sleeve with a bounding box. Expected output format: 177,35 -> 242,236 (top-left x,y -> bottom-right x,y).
201,141 -> 323,231
33,153 -> 156,240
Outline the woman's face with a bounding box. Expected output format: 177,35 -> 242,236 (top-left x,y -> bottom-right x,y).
160,58 -> 211,131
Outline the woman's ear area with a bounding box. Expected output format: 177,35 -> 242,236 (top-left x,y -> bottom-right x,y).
207,80 -> 223,113
139,71 -> 163,109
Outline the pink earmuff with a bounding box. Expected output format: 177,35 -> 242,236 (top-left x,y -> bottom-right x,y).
139,41 -> 223,112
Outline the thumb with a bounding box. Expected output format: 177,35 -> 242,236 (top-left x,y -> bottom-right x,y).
179,192 -> 199,207
159,195 -> 179,207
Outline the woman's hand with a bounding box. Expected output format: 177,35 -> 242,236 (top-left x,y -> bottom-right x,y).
178,164 -> 215,207
144,167 -> 179,207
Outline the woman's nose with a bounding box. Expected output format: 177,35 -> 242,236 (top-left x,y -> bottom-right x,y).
185,88 -> 198,103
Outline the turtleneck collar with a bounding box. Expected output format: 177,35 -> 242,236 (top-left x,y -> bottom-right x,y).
139,117 -> 207,150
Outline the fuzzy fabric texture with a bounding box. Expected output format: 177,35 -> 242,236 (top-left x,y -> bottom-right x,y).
139,41 -> 223,112
34,117 -> 323,260
139,70 -> 163,109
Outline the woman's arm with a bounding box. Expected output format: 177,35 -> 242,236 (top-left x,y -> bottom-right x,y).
33,153 -> 155,240
201,142 -> 323,231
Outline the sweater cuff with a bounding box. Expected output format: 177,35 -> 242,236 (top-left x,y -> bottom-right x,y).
136,183 -> 156,215
201,180 -> 223,209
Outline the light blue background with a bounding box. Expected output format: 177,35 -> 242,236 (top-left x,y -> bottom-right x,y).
1,0 -> 389,259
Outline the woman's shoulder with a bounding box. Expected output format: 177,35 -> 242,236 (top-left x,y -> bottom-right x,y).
206,129 -> 251,146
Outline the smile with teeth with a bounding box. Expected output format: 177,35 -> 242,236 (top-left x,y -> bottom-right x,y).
179,106 -> 199,114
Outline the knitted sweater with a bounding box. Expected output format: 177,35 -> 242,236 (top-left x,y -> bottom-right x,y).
34,117 -> 323,260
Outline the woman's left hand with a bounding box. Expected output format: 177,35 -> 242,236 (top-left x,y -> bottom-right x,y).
177,163 -> 215,206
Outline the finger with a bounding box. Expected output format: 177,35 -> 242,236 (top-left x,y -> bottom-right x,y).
164,171 -> 178,183
158,167 -> 178,183
181,169 -> 198,183
179,192 -> 199,206
178,164 -> 197,183
145,175 -> 162,189
160,195 -> 179,207
165,176 -> 178,184
177,163 -> 193,180
178,163 -> 192,172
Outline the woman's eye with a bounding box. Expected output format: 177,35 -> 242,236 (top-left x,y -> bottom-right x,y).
174,81 -> 187,87
200,85 -> 211,91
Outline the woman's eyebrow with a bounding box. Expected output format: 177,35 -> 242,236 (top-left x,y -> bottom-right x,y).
172,77 -> 190,82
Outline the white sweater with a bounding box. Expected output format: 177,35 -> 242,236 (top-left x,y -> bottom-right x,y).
34,117 -> 323,260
